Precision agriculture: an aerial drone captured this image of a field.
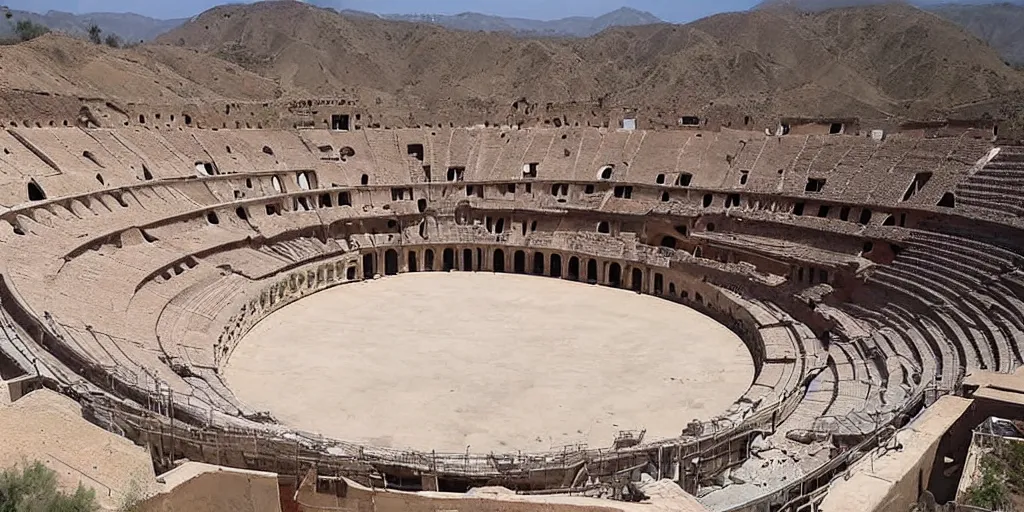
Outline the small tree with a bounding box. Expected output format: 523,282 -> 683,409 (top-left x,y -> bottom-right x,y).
104,33 -> 121,48
87,23 -> 101,44
0,460 -> 98,511
13,19 -> 49,41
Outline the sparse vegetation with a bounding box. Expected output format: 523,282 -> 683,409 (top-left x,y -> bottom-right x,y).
104,34 -> 122,48
115,479 -> 145,512
87,24 -> 101,45
963,440 -> 1024,510
0,461 -> 98,512
12,19 -> 49,42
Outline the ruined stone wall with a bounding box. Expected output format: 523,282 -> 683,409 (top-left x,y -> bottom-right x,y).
140,467 -> 282,512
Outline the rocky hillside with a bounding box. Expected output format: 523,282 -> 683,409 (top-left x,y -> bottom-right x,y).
377,7 -> 663,37
927,2 -> 1024,66
0,9 -> 183,44
153,0 -> 1024,122
756,0 -> 1024,66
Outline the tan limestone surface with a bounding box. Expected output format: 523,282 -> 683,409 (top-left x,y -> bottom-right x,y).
225,272 -> 754,453
0,389 -> 160,510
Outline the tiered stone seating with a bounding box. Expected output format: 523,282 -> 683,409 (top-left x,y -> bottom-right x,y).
1,123 -> 1022,506
958,147 -> 1024,216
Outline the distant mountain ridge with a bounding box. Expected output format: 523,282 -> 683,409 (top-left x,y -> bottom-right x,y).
0,8 -> 184,43
2,1 -> 1024,65
926,2 -> 1024,65
334,6 -> 665,37
754,0 -> 1024,65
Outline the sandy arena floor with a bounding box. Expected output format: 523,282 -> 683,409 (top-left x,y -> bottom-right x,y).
224,272 -> 754,453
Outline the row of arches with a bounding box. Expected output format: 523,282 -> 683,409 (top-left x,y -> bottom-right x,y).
358,246 -> 659,293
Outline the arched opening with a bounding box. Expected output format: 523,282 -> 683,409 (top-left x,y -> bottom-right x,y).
442,248 -> 455,271
235,207 -> 248,220
550,254 -> 562,278
297,172 -> 310,190
493,249 -> 506,273
462,248 -> 473,271
703,194 -> 713,208
609,263 -> 622,287
360,174 -> 369,186
597,221 -> 610,234
206,212 -> 219,225
660,236 -> 677,249
631,268 -> 643,292
859,209 -> 872,225
513,251 -> 526,274
346,266 -> 356,280
654,273 -> 664,294
384,250 -> 399,275
407,251 -> 418,272
598,165 -> 614,180
27,181 -> 46,201
271,175 -> 283,193
424,249 -> 435,271
533,252 -> 545,275
694,247 -> 703,258
417,198 -> 427,213
669,282 -> 676,296
568,256 -> 580,281
586,259 -> 599,283
362,253 -> 375,279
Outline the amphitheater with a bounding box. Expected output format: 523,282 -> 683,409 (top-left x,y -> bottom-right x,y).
1,11 -> 1024,511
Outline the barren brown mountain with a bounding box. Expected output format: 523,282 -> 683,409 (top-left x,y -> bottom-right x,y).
153,0 -> 1024,125
0,34 -> 278,102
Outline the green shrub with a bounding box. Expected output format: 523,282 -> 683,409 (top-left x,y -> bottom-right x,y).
87,24 -> 101,45
0,461 -> 98,512
13,20 -> 49,42
964,440 -> 1024,510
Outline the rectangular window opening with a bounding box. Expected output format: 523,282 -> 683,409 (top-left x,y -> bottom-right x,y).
331,114 -> 350,131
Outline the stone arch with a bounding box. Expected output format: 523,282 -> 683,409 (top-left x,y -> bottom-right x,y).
407,250 -> 418,272
550,253 -> 562,278
631,268 -> 643,292
424,249 -> 435,271
442,248 -> 455,271
513,250 -> 526,274
608,262 -> 622,287
462,248 -> 473,271
568,256 -> 581,281
533,252 -> 545,275
586,259 -> 598,283
493,249 -> 506,273
362,253 -> 375,279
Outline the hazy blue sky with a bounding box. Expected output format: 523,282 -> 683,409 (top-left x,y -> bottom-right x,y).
2,0 -> 764,22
